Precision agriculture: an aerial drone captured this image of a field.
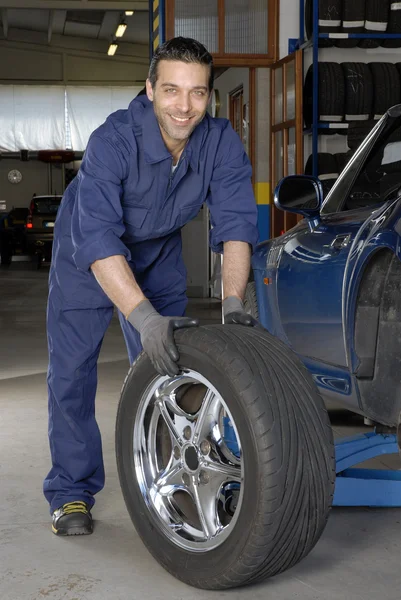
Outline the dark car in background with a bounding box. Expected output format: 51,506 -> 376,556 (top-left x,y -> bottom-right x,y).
0,207 -> 30,265
25,195 -> 62,266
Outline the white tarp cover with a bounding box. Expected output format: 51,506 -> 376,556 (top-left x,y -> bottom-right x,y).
0,85 -> 66,152
66,86 -> 143,151
0,86 -> 143,152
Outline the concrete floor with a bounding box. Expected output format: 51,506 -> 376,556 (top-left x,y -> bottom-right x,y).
1,263 -> 401,600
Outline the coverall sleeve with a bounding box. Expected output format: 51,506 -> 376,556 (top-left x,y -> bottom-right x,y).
207,125 -> 259,254
71,133 -> 131,271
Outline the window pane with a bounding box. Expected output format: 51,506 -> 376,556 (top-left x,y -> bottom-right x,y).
225,0 -> 268,54
274,68 -> 283,125
287,127 -> 296,176
175,0 -> 218,53
275,130 -> 284,184
286,61 -> 296,121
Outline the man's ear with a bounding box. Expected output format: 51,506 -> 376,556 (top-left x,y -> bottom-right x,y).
146,79 -> 154,102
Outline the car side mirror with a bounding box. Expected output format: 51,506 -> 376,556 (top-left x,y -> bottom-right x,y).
274,175 -> 323,218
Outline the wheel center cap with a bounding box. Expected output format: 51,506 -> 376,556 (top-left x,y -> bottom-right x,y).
184,446 -> 199,471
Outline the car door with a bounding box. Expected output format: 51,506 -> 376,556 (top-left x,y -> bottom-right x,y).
275,206 -> 378,368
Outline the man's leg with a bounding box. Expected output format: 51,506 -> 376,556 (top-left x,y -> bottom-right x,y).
44,289 -> 113,527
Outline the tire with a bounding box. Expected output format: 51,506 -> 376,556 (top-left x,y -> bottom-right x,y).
335,151 -> 353,173
305,0 -> 335,47
337,0 -> 365,48
382,2 -> 401,48
305,152 -> 338,176
304,153 -> 339,197
304,63 -> 345,127
369,63 -> 401,120
360,0 -> 389,48
243,282 -> 259,320
347,119 -> 377,150
342,63 -> 373,121
116,325 -> 335,590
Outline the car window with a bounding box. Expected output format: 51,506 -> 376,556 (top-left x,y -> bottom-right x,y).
9,208 -> 29,220
32,198 -> 62,214
322,111 -> 401,215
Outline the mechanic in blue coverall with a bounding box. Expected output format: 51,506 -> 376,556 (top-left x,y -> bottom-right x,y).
45,37 -> 259,536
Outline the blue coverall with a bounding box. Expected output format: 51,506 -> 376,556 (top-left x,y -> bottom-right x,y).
44,95 -> 259,512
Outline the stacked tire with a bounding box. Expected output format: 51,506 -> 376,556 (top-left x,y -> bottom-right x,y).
304,61 -> 401,127
305,153 -> 339,197
305,0 -> 401,48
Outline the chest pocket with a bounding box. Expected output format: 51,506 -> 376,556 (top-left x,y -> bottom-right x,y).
123,203 -> 150,237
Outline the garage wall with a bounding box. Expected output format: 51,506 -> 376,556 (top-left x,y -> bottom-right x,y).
0,33 -> 149,85
214,67 -> 249,120
279,0 -> 299,59
0,161 -> 63,210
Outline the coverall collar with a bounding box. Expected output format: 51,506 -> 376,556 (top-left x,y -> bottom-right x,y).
141,101 -> 208,173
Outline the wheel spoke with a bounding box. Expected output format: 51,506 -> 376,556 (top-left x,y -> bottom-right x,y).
190,477 -> 221,540
203,459 -> 242,488
193,389 -> 221,444
155,400 -> 184,446
152,462 -> 185,497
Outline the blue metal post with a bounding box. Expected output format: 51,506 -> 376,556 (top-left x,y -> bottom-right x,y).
312,0 -> 319,177
159,0 -> 166,45
299,0 -> 305,46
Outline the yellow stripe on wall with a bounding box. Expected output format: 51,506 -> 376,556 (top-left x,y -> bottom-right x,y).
253,182 -> 271,205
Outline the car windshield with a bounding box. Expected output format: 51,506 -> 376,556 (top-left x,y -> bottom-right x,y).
322,108 -> 401,214
32,197 -> 62,214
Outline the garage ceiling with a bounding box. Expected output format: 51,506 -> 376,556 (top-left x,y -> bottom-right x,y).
0,1 -> 149,48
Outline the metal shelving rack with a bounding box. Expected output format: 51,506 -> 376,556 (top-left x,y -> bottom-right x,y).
297,0 -> 401,177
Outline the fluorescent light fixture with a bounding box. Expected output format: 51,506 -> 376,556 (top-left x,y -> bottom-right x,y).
125,10 -> 134,16
107,43 -> 118,56
115,23 -> 127,37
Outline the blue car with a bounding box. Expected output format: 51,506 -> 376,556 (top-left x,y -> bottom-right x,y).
251,104 -> 401,429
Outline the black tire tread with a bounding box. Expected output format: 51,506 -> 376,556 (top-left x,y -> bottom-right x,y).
342,62 -> 373,120
360,0 -> 389,48
369,63 -> 401,119
117,325 -> 335,589
337,0 -> 365,48
243,281 -> 259,319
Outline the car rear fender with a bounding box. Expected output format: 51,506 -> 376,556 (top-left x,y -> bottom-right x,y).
345,240 -> 401,426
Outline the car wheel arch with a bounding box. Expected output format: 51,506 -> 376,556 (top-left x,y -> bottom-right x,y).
352,249 -> 401,425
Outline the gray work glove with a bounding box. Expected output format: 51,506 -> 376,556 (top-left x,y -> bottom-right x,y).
223,296 -> 259,327
127,299 -> 199,377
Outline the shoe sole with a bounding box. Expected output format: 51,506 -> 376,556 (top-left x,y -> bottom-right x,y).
52,524 -> 93,536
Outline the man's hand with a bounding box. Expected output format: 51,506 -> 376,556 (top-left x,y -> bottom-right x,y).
223,295 -> 258,327
127,300 -> 199,376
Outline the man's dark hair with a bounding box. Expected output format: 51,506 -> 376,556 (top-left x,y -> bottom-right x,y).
148,37 -> 214,91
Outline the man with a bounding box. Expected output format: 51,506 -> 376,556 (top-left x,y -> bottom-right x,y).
45,37 -> 258,536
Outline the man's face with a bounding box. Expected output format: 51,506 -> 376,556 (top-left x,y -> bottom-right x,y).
146,60 -> 211,145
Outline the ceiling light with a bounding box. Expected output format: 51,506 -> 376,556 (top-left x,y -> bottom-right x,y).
125,11 -> 134,16
107,43 -> 118,56
115,23 -> 127,37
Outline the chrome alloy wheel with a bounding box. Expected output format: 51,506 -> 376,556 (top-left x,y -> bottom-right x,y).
133,370 -> 244,552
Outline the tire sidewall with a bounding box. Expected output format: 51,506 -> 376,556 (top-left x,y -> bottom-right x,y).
116,341 -> 268,583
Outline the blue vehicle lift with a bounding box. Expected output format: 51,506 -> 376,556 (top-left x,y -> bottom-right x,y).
296,0 -> 401,178
334,431 -> 401,507
225,417 -> 401,508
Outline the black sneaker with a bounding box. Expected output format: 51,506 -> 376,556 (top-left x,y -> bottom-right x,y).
52,501 -> 93,536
